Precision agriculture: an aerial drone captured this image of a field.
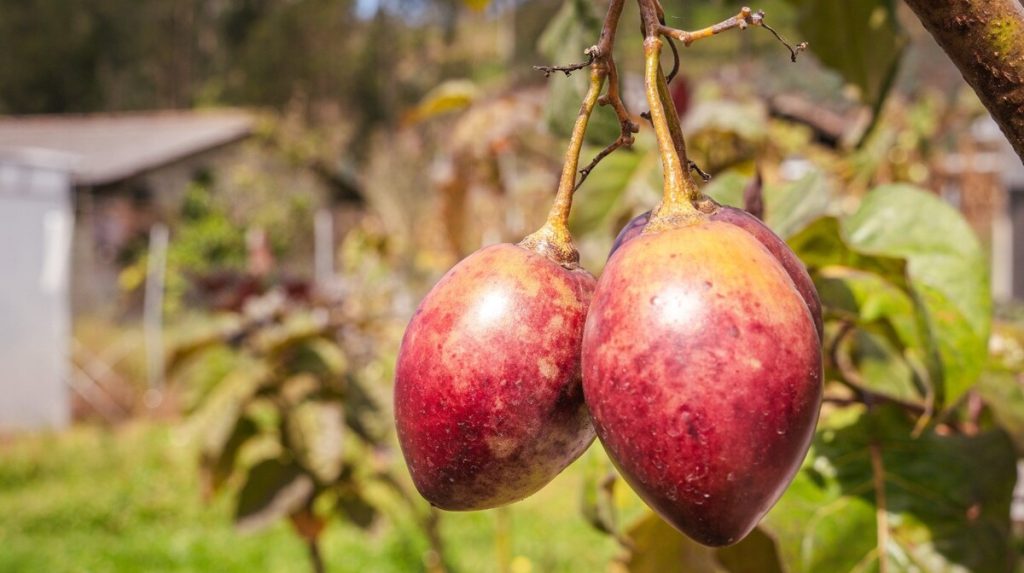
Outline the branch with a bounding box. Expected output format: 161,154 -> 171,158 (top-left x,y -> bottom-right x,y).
659,7 -> 807,62
521,0 -> 631,263
903,0 -> 1024,163
575,134 -> 631,191
537,0 -> 639,193
533,50 -> 596,77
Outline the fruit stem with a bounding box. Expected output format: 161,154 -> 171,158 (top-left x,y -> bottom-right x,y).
654,53 -> 692,193
520,64 -> 606,267
550,65 -> 606,230
641,34 -> 702,226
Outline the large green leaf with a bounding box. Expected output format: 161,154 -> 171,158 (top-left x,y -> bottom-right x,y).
848,329 -> 928,408
816,266 -> 920,349
816,266 -> 932,407
787,217 -> 910,304
234,458 -> 315,533
765,406 -> 1016,572
843,185 -> 992,405
784,0 -> 907,116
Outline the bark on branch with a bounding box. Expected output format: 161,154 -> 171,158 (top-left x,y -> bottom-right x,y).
904,0 -> 1024,162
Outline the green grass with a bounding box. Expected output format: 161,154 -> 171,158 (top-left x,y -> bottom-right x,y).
0,423 -> 621,573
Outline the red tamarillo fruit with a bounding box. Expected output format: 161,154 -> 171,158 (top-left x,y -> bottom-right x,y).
394,243 -> 596,510
584,220 -> 822,546
610,204 -> 823,340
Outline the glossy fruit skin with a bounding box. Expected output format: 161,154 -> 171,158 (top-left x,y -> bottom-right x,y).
583,221 -> 822,546
395,243 -> 596,510
611,207 -> 823,339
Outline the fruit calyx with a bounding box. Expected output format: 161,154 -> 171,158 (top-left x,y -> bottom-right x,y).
518,222 -> 582,270
642,193 -> 716,234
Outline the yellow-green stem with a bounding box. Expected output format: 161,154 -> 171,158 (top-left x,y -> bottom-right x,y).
655,59 -> 692,188
642,37 -> 701,226
520,64 -> 606,267
549,65 -> 606,228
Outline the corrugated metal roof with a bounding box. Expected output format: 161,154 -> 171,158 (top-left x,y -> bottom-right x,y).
0,110 -> 253,187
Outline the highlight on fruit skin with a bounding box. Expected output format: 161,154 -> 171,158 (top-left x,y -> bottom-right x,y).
610,205 -> 823,340
583,220 -> 823,546
394,243 -> 596,510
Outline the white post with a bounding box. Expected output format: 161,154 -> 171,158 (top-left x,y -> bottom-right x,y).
144,223 -> 169,407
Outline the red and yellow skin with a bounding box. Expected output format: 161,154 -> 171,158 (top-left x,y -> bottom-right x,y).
583,221 -> 822,546
395,243 -> 596,510
611,205 -> 823,340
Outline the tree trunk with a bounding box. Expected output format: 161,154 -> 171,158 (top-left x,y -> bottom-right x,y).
903,0 -> 1024,163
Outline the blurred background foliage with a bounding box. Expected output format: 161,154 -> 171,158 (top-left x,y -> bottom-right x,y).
2,0 -> 1024,571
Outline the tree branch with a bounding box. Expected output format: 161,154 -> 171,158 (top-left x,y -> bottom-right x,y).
904,0 -> 1024,163
658,7 -> 807,61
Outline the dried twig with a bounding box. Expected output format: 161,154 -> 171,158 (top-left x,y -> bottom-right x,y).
659,7 -> 807,62
533,50 -> 597,77
688,160 -> 711,182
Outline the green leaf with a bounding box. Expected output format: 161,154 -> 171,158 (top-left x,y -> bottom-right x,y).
191,359 -> 269,464
614,513 -> 785,573
286,401 -> 345,483
763,169 -> 831,239
784,0 -> 907,115
786,216 -> 848,268
702,170 -> 748,209
614,512 -> 724,573
778,214 -> 905,288
816,266 -> 920,349
569,143 -> 650,237
715,528 -> 785,573
342,373 -> 391,446
700,166 -> 829,240
843,185 -> 992,405
764,406 -> 1016,572
234,458 -> 315,533
202,416 -> 259,495
849,329 -> 927,407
